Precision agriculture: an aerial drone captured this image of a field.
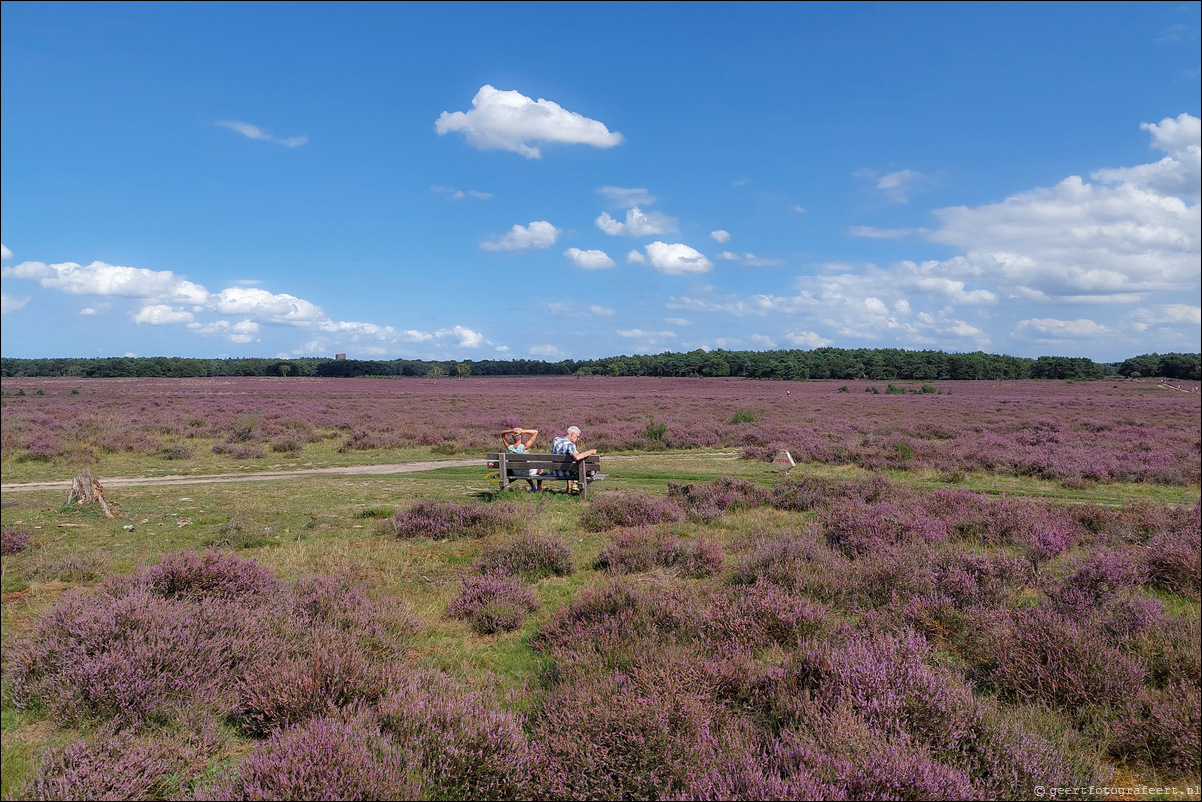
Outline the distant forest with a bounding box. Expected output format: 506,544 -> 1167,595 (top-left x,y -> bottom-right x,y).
3,349 -> 1198,382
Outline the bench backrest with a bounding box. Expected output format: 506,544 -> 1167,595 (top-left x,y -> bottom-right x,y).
487,452 -> 601,473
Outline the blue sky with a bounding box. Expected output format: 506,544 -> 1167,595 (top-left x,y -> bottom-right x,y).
2,1 -> 1199,363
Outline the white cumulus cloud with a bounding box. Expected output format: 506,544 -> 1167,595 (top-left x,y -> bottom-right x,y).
1,252 -> 488,352
1092,113 -> 1201,201
435,85 -> 624,159
929,125 -> 1200,302
1162,304 -> 1202,324
213,287 -> 325,323
595,207 -> 677,237
482,221 -> 561,251
2,260 -> 211,304
785,331 -> 834,348
638,242 -> 713,275
1017,318 -> 1110,337
188,319 -> 261,343
1,292 -> 29,314
711,230 -> 731,243
133,304 -> 196,325
565,248 -> 616,269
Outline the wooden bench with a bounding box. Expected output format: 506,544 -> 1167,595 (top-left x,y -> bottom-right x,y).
486,452 -> 605,497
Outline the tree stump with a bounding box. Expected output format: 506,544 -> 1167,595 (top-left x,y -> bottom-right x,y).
67,469 -> 115,518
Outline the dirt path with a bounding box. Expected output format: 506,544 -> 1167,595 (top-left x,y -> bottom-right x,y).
0,459 -> 482,493
0,452 -> 739,494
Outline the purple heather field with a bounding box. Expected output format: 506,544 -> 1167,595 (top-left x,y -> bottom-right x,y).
1,375 -> 1199,486
1,376 -> 1200,801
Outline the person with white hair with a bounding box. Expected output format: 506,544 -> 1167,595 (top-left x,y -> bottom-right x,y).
549,425 -> 597,489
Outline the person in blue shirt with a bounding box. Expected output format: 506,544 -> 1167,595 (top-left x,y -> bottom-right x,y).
550,425 -> 597,490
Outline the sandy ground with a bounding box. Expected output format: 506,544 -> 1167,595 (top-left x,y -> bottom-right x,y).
0,459 -> 482,493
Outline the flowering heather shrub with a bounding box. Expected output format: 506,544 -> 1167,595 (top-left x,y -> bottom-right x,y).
1074,500 -> 1198,546
966,705 -> 1113,801
791,629 -> 982,759
1143,505 -> 1202,598
850,544 -> 939,608
1065,546 -> 1147,594
339,427 -> 406,452
821,500 -> 950,557
526,666 -> 761,801
671,751 -> 841,802
668,536 -> 726,578
594,529 -> 665,574
985,605 -> 1147,718
932,550 -> 1033,610
19,716 -> 226,802
283,571 -> 419,652
774,714 -> 980,801
447,574 -> 539,634
1090,596 -> 1168,646
376,670 -> 530,800
1142,614 -> 1202,689
666,477 -> 772,521
767,475 -> 834,512
473,532 -> 575,579
234,633 -> 407,735
578,492 -> 685,531
4,586 -> 268,725
975,495 -> 1083,553
210,442 -> 267,459
269,437 -> 303,453
920,487 -> 997,541
126,548 -> 279,600
732,526 -> 853,604
595,528 -> 725,578
533,576 -> 704,657
377,498 -> 525,540
705,579 -> 834,650
5,549 -> 415,738
158,443 -> 194,460
1018,525 -> 1074,571
1110,679 -> 1202,774
1,526 -> 32,554
1043,548 -> 1148,618
197,711 -> 420,801
20,432 -> 65,461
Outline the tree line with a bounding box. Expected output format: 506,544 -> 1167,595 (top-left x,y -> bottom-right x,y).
1,349 -> 1198,382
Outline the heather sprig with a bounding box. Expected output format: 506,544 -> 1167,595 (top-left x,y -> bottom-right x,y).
579,492 -> 685,531
1,526 -> 32,555
196,710 -> 420,801
473,532 -> 575,579
595,528 -> 724,578
447,574 -> 540,634
376,670 -> 531,800
377,498 -> 526,540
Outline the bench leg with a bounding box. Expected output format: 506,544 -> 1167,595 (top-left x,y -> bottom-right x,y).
498,453 -> 510,492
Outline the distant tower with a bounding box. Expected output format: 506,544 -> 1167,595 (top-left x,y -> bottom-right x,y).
335,353 -> 346,361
